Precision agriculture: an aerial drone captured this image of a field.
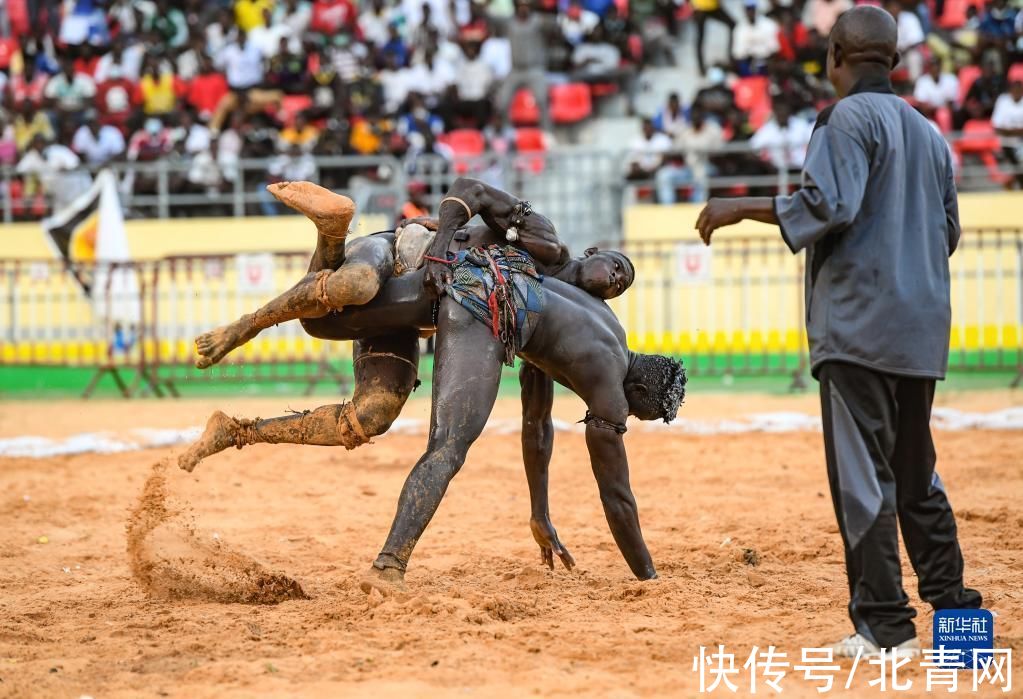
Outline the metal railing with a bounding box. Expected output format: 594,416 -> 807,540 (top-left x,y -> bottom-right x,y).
3,227 -> 1021,397
609,227 -> 1023,386
6,133 -> 1020,250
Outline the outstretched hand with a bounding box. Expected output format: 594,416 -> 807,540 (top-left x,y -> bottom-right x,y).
695,198 -> 743,245
530,516 -> 576,571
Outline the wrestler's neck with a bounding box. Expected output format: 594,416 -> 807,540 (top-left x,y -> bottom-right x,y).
548,257 -> 581,282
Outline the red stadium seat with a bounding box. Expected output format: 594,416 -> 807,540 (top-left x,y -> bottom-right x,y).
514,128 -> 547,174
1009,63 -> 1023,83
279,95 -> 313,127
442,128 -> 486,174
749,101 -> 773,130
549,83 -> 592,124
509,89 -> 540,126
955,120 -> 1011,185
935,106 -> 953,133
957,65 -> 982,106
590,82 -> 619,98
733,76 -> 770,113
938,0 -> 968,29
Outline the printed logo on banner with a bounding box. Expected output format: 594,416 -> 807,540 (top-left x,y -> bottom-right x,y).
933,609 -> 994,668
236,253 -> 275,294
674,243 -> 712,284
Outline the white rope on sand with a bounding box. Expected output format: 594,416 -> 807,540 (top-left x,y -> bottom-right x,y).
2,408 -> 1022,459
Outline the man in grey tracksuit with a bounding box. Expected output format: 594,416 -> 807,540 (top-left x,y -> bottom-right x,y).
695,6 -> 982,657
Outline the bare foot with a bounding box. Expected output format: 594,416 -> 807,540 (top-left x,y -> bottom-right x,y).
195,317 -> 253,369
267,182 -> 355,239
178,411 -> 245,472
358,565 -> 406,596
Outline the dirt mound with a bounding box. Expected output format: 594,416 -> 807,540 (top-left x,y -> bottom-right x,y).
126,461 -> 307,604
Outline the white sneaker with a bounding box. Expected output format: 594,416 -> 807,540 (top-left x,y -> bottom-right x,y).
829,633 -> 921,659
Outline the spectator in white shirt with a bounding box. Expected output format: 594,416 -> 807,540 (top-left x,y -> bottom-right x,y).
626,118 -> 673,180
733,0 -> 780,76
750,100 -> 813,171
656,108 -> 724,203
94,39 -> 145,83
884,0 -> 925,80
71,116 -> 126,166
217,30 -> 265,90
275,0 -> 313,39
379,52 -> 413,114
453,42 -> 494,127
206,8 -> 238,58
406,47 -> 455,106
44,58 -> 96,116
249,7 -> 296,57
913,57 -> 959,115
262,144 -> 317,214
481,29 -> 512,81
560,0 -> 600,45
359,0 -> 394,47
993,80 -> 1023,188
172,111 -> 213,155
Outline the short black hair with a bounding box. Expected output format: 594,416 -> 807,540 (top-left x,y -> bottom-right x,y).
632,354 -> 687,422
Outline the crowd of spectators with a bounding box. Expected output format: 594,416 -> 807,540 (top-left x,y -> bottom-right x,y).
1,0 -> 1021,217
625,0 -> 1023,203
1,0 -> 663,216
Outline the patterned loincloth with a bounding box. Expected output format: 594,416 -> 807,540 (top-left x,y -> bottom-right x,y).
443,245 -> 544,366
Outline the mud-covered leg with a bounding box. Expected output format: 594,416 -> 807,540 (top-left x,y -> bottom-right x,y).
181,331 -> 420,471
361,300 -> 504,595
195,237 -> 394,368
265,181 -> 355,272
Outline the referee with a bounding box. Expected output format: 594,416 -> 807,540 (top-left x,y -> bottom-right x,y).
696,6 -> 982,657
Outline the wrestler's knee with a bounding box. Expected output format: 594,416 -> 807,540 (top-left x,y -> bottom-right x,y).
352,388 -> 408,437
323,263 -> 382,308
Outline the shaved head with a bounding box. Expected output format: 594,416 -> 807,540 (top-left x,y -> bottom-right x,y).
827,6 -> 899,96
830,6 -> 898,68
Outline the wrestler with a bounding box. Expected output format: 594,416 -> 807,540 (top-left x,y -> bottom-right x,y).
180,254 -> 687,591
187,182 -> 637,572
194,180 -> 634,369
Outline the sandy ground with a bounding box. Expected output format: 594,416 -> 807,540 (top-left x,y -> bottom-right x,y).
0,392 -> 1020,698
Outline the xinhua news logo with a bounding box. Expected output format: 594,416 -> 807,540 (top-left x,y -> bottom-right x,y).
933,609 -> 994,669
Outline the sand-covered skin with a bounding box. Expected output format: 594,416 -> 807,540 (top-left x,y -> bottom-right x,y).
0,395 -> 1020,698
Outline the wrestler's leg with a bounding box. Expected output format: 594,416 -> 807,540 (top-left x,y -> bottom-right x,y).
361,300 -> 505,594
179,330 -> 420,471
195,236 -> 393,368
265,181 -> 355,271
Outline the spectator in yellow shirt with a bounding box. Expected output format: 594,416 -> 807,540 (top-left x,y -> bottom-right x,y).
279,113 -> 320,151
14,102 -> 55,152
138,62 -> 178,116
236,0 -> 274,32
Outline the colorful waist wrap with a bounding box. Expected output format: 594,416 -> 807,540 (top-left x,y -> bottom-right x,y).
443,244 -> 544,366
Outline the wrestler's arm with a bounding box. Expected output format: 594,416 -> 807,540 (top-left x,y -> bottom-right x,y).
581,371 -> 657,580
424,178 -> 564,294
520,362 -> 575,571
423,178 -> 490,296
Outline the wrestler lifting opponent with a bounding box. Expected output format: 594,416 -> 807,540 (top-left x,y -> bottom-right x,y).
181,256 -> 685,592
179,184 -> 684,590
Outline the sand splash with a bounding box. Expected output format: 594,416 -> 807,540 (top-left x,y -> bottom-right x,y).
127,461 -> 307,604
